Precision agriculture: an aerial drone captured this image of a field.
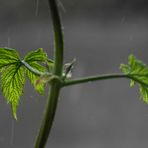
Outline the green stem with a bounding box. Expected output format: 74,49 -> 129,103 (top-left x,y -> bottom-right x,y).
49,0 -> 64,75
63,73 -> 128,86
34,80 -> 61,148
63,73 -> 148,87
33,0 -> 148,147
34,0 -> 64,147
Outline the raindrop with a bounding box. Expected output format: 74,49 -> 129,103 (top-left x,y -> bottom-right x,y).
10,120 -> 15,146
35,0 -> 40,16
57,0 -> 66,13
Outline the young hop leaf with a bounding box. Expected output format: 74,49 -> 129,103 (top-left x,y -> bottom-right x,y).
0,47 -> 54,119
25,62 -> 47,95
24,48 -> 53,95
120,54 -> 148,103
0,48 -> 24,119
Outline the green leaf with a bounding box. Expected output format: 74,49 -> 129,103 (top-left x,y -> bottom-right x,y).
1,63 -> 25,119
139,86 -> 148,103
0,47 -> 23,119
120,54 -> 148,103
25,62 -> 46,95
24,48 -> 54,94
24,48 -> 47,62
130,80 -> 135,87
35,74 -> 52,91
120,64 -> 130,74
0,47 -> 20,69
0,47 -> 54,119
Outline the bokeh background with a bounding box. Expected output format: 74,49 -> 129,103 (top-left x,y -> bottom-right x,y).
0,0 -> 148,147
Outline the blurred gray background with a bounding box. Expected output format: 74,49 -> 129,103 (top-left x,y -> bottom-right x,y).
0,0 -> 148,147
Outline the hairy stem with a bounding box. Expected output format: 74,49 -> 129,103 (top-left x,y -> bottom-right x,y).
34,0 -> 64,147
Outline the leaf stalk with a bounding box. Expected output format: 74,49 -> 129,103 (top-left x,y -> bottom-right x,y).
63,73 -> 148,88
21,60 -> 50,76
